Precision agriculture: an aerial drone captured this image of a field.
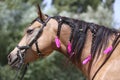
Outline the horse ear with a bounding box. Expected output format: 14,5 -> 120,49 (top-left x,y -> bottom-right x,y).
37,4 -> 46,21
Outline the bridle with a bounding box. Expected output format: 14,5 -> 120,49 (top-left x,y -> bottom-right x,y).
14,15 -> 66,80
14,16 -> 51,80
14,15 -> 67,80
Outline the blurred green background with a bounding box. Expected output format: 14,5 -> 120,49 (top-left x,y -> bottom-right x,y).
0,0 -> 115,80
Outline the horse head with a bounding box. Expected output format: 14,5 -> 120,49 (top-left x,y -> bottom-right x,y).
7,5 -> 71,69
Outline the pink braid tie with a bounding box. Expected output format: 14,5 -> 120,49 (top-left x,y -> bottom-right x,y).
104,46 -> 113,54
67,41 -> 72,54
55,36 -> 61,48
82,55 -> 91,65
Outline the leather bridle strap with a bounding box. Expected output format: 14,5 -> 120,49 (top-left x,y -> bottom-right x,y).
29,16 -> 51,55
35,41 -> 41,54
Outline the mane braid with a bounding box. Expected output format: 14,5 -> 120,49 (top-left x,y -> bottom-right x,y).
54,16 -> 119,64
61,17 -> 89,62
91,26 -> 114,59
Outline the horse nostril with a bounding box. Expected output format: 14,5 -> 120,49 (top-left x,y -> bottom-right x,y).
8,54 -> 12,63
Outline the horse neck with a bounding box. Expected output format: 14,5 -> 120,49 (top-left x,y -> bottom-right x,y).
56,23 -> 93,77
54,20 -> 120,79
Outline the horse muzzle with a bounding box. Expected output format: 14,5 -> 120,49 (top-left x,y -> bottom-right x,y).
8,53 -> 21,70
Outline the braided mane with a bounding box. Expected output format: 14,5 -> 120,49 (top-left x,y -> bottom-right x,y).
58,16 -> 119,62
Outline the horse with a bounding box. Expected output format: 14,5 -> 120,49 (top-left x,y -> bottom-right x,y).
7,5 -> 120,80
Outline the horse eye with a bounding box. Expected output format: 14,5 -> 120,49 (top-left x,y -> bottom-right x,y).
27,29 -> 34,34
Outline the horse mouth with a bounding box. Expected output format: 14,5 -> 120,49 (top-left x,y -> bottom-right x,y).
9,57 -> 21,70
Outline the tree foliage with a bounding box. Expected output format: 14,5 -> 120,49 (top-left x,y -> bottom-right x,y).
0,0 -> 37,65
53,0 -> 101,13
59,4 -> 113,27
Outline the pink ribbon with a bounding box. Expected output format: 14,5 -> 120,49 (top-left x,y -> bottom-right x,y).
104,46 -> 113,54
55,36 -> 61,48
67,41 -> 72,54
82,55 -> 91,65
